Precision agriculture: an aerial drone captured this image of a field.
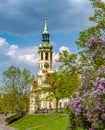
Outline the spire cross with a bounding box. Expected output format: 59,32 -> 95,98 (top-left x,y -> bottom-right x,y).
44,16 -> 47,21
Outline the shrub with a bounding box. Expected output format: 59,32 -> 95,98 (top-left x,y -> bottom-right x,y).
5,112 -> 24,124
66,36 -> 105,129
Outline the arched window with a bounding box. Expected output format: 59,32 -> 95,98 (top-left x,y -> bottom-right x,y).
41,53 -> 43,60
45,52 -> 48,60
50,53 -> 52,61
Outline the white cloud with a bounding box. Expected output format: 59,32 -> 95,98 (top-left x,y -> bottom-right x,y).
0,37 -> 8,46
53,52 -> 59,62
17,54 -> 37,66
0,37 -> 39,78
54,46 -> 71,61
0,37 -> 38,68
7,45 -> 18,56
7,44 -> 38,66
59,46 -> 71,53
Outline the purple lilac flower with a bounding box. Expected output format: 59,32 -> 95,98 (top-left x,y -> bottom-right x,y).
85,106 -> 90,111
87,36 -> 105,50
71,98 -> 83,116
100,78 -> 105,87
75,109 -> 81,116
94,88 -> 103,95
101,65 -> 105,74
96,45 -> 102,51
87,110 -> 92,121
94,102 -> 104,111
100,38 -> 105,43
89,53 -> 95,60
103,89 -> 105,94
82,92 -> 90,98
102,114 -> 105,120
71,98 -> 81,107
89,128 -> 95,130
88,37 -> 97,47
92,78 -> 104,88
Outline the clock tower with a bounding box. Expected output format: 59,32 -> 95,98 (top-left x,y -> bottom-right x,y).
38,16 -> 53,78
37,16 -> 53,109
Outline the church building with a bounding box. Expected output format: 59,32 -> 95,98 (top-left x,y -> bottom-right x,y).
29,17 -> 68,114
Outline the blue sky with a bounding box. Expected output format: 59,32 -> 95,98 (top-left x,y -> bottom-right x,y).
0,0 -> 104,79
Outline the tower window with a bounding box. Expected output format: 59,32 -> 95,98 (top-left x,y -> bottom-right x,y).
41,53 -> 43,60
45,52 -> 48,60
50,53 -> 52,61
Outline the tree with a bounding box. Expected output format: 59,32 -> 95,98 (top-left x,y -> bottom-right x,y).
65,0 -> 105,129
57,50 -> 77,73
66,35 -> 105,130
0,65 -> 31,113
43,71 -> 81,113
75,0 -> 105,72
89,0 -> 105,35
76,0 -> 105,48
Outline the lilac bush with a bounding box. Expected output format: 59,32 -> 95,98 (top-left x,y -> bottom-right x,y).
87,35 -> 105,67
66,36 -> 105,130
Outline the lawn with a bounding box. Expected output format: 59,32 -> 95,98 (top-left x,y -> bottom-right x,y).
10,114 -> 69,130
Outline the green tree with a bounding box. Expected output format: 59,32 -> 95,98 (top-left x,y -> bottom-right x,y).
76,0 -> 105,48
65,0 -> 105,129
0,65 -> 31,113
57,50 -> 84,75
43,71 -> 81,113
74,0 -> 105,75
57,50 -> 77,73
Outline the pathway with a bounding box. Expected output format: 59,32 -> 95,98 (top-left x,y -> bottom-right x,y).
0,115 -> 17,130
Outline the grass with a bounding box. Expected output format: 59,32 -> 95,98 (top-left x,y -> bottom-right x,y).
10,113 -> 69,130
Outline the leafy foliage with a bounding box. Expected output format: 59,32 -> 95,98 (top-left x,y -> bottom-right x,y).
0,65 -> 31,113
66,0 -> 105,129
43,69 -> 81,112
76,0 -> 105,49
57,50 -> 77,73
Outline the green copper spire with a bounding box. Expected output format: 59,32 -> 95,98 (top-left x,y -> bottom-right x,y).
39,16 -> 53,51
42,16 -> 50,42
43,16 -> 49,34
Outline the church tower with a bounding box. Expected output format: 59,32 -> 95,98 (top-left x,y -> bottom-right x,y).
29,17 -> 68,114
38,16 -> 53,77
37,16 -> 53,109
29,16 -> 53,114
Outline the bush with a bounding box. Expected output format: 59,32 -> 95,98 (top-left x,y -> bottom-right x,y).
5,112 -> 24,124
66,36 -> 105,129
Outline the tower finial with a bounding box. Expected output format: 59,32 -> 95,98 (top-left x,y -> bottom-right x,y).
42,16 -> 49,42
44,16 -> 47,21
43,16 -> 49,34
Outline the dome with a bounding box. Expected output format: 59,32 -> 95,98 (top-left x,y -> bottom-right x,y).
39,42 -> 53,50
42,30 -> 49,34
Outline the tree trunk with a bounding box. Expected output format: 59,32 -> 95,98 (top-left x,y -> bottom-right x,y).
55,99 -> 59,113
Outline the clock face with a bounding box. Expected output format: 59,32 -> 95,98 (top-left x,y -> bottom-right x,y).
44,63 -> 49,69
